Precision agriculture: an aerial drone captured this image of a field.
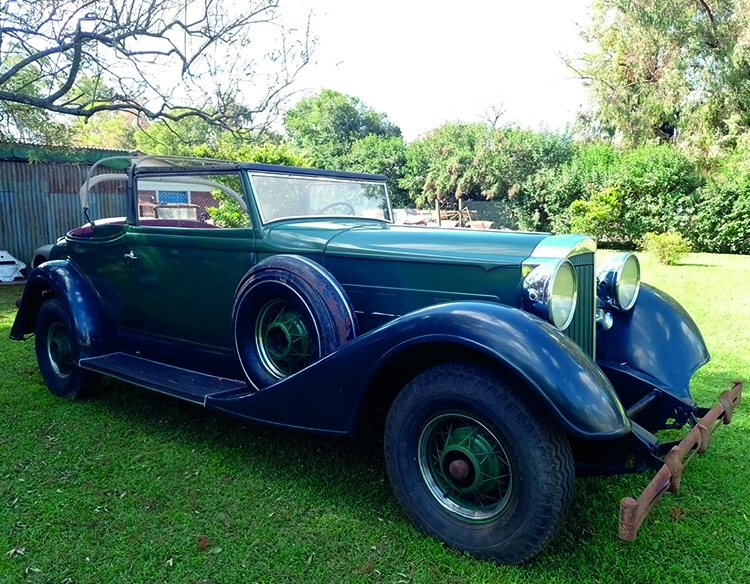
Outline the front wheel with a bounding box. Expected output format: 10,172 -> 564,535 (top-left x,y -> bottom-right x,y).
384,362 -> 574,564
35,298 -> 101,399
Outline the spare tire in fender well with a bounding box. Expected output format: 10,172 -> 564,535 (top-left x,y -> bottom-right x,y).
232,254 -> 357,390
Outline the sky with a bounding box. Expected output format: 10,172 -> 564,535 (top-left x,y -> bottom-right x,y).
292,0 -> 593,141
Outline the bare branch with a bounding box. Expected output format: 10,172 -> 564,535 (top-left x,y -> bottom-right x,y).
0,0 -> 315,143
482,102 -> 506,129
695,0 -> 717,33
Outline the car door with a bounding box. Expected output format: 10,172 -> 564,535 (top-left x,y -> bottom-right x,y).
67,221 -> 145,328
125,171 -> 257,349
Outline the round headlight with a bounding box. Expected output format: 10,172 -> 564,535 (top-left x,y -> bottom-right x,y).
596,253 -> 641,311
517,259 -> 578,330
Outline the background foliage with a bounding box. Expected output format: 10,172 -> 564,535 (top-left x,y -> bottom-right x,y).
8,0 -> 750,255
54,82 -> 750,255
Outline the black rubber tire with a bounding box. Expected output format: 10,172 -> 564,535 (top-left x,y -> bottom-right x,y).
384,362 -> 574,565
35,298 -> 101,399
233,255 -> 357,389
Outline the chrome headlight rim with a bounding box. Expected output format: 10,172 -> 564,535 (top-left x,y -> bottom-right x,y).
596,252 -> 641,311
517,258 -> 578,330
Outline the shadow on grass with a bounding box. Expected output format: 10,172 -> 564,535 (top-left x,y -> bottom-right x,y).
88,377 -> 395,509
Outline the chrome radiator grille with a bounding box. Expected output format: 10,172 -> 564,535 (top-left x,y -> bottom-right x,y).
565,252 -> 596,358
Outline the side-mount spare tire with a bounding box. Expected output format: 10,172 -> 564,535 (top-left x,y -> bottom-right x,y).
233,254 -> 357,389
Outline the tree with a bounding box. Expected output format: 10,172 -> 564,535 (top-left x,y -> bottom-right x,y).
283,89 -> 407,203
568,0 -> 749,150
344,134 -> 408,207
284,89 -> 401,167
71,109 -> 141,150
0,59 -> 72,143
0,0 -> 314,144
400,123 -> 497,208
481,102 -> 506,129
399,122 -> 576,230
134,115 -> 224,156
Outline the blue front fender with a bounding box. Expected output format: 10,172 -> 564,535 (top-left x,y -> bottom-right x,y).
596,283 -> 709,402
10,260 -> 117,361
210,301 -> 631,440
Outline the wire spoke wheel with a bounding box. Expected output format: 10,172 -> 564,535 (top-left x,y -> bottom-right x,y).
255,299 -> 311,379
46,321 -> 73,378
418,412 -> 514,522
233,255 -> 356,389
385,363 -> 574,564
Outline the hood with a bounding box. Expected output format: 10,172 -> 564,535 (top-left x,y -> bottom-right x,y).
324,223 -> 550,270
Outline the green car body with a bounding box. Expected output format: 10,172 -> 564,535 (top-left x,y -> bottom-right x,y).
10,157 -> 739,564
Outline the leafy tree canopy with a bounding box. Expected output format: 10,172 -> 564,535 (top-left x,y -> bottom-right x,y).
283,89 -> 407,204
400,122 -> 496,208
283,89 -> 401,166
569,0 -> 750,151
400,122 -> 576,230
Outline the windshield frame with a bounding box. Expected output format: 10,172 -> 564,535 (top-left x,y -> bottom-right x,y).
247,171 -> 393,226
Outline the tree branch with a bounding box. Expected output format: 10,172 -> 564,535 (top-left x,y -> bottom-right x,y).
0,0 -> 315,142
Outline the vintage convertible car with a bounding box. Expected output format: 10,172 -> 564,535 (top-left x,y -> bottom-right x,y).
10,156 -> 742,564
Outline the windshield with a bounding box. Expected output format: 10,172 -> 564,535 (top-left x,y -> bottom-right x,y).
248,172 -> 392,223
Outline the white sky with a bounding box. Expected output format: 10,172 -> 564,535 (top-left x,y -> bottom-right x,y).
292,0 -> 592,141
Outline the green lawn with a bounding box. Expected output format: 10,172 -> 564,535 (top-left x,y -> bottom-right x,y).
1,252 -> 749,584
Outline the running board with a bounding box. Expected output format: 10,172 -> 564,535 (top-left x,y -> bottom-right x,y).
79,352 -> 248,405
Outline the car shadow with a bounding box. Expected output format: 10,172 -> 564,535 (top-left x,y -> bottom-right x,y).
91,376 -> 396,509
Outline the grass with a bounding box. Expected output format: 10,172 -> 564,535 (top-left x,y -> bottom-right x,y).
0,251 -> 749,584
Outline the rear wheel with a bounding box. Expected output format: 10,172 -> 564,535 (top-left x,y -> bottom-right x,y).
35,299 -> 101,399
384,362 -> 574,564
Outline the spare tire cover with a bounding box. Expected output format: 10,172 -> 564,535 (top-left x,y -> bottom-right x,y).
233,254 -> 357,389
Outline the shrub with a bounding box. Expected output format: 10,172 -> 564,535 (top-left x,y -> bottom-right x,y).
641,231 -> 692,265
568,187 -> 624,243
614,145 -> 703,244
690,151 -> 750,255
551,143 -> 703,247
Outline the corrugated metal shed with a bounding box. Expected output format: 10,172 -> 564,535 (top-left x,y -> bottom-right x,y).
0,147 -> 129,265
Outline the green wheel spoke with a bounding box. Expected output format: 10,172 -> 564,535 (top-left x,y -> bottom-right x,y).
456,426 -> 480,446
255,300 -> 313,380
419,412 -> 515,523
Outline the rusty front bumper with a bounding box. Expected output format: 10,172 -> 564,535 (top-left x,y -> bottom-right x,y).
618,380 -> 743,541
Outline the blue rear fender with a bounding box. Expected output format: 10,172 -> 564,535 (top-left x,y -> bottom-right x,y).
10,260 -> 118,361
210,301 -> 631,440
